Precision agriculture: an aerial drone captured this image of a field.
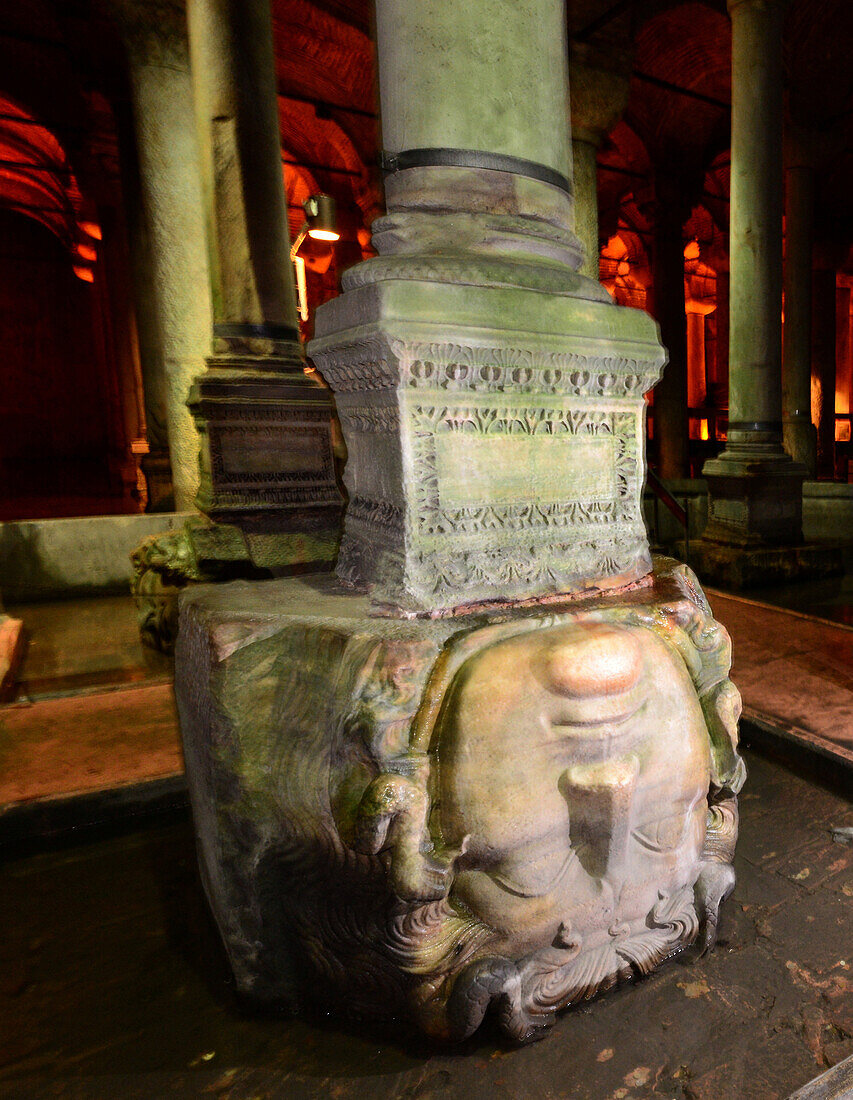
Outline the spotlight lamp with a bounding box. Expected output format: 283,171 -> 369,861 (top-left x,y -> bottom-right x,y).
290,194 -> 340,322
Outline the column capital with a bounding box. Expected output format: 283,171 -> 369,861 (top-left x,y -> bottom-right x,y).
108,0 -> 189,70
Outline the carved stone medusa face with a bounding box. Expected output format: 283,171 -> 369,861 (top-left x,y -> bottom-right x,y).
436,621 -> 710,958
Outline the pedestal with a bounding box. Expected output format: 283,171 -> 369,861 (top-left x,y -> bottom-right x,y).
188,357 -> 343,566
176,558 -> 744,1043
310,279 -> 665,613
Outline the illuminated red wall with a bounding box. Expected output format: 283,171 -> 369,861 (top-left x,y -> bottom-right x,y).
0,210 -> 120,519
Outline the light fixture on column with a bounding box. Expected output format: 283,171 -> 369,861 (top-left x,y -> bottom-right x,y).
290,194 -> 340,321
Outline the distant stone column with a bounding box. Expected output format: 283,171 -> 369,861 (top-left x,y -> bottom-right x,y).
309,0 -> 666,611
812,259 -> 837,480
184,0 -> 342,566
569,42 -> 631,279
700,0 -> 806,548
109,0 -> 211,512
652,172 -> 692,480
187,0 -> 300,352
686,301 -> 714,409
782,156 -> 817,477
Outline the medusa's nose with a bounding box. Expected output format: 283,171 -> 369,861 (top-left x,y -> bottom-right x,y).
545,624 -> 644,698
560,754 -> 639,881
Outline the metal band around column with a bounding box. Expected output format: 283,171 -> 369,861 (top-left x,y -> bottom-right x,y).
380,147 -> 573,198
727,421 -> 783,434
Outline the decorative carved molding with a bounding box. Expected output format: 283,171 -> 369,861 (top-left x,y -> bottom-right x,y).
317,337 -> 664,398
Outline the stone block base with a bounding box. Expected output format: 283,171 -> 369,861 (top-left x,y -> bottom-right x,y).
131,517 -> 337,653
685,539 -> 844,590
175,558 -> 744,1043
310,279 -> 665,613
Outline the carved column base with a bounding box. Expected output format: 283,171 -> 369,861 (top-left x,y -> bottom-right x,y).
176,558 -> 744,1043
188,357 -> 344,567
309,280 -> 666,613
702,443 -> 807,548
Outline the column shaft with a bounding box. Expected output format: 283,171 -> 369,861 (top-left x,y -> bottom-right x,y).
376,0 -> 570,178
572,138 -> 599,279
686,308 -> 708,409
119,17 -> 212,511
653,191 -> 688,480
726,0 -> 784,443
782,164 -> 817,476
187,0 -> 299,347
714,269 -> 730,403
812,266 -> 836,479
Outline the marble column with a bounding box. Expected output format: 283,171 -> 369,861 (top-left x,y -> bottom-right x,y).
187,0 -> 298,352
569,42 -> 631,280
183,0 -> 342,568
309,0 -> 666,610
812,260 -> 837,480
686,302 -> 715,409
177,0 -> 741,1047
782,159 -> 818,477
651,172 -> 692,480
109,0 -> 211,512
700,0 -> 806,549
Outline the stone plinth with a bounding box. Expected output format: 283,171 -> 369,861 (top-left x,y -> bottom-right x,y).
187,358 -> 343,563
310,280 -> 665,612
176,558 -> 744,1043
684,540 -> 843,590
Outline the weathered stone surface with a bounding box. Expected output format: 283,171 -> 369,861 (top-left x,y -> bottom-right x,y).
109,0 -> 212,511
187,360 -> 343,555
310,280 -> 665,612
684,538 -> 843,591
176,558 -> 744,1043
0,512 -> 195,603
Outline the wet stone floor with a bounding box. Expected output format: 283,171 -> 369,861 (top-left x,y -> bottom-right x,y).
0,746 -> 851,1100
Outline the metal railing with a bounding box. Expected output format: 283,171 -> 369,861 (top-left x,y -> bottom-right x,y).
646,468 -> 690,560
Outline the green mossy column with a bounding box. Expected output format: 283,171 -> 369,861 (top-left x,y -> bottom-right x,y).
376,0 -> 571,178
700,0 -> 806,547
310,0 -> 666,611
187,0 -> 300,347
181,0 -> 342,565
110,0 -> 212,512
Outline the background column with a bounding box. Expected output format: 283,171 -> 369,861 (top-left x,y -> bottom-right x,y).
110,0 -> 211,512
187,0 -> 300,355
184,0 -> 343,566
569,42 -> 631,280
700,0 -> 806,549
782,156 -> 817,476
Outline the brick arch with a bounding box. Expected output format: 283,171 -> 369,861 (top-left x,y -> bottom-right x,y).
627,1 -> 731,166
0,94 -> 96,272
278,95 -> 380,230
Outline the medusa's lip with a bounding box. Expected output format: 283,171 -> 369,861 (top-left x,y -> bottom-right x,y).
549,690 -> 648,736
